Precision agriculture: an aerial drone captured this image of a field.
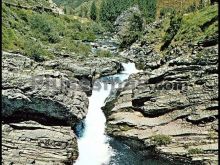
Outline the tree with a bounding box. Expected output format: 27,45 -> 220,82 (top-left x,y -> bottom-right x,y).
90,1 -> 97,21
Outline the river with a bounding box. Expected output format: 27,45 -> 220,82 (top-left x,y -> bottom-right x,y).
74,63 -> 171,165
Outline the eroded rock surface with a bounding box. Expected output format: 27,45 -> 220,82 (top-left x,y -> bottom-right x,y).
2,52 -> 89,125
103,42 -> 218,164
2,121 -> 78,165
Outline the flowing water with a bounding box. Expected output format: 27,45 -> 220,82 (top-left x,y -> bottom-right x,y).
74,63 -> 171,165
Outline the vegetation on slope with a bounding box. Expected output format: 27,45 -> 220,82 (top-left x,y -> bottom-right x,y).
156,0 -> 208,18
140,4 -> 218,52
3,0 -> 52,7
2,3 -> 104,61
55,0 -> 157,28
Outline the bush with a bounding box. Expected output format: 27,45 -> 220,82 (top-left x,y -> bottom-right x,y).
96,50 -> 112,57
30,14 -> 62,43
23,40 -> 53,62
55,40 -> 91,56
71,31 -> 96,42
160,7 -> 176,18
150,134 -> 172,146
188,148 -> 203,154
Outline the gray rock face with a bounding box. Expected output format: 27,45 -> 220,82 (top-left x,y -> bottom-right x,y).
103,42 -> 218,164
44,56 -> 123,95
2,52 -> 89,164
2,121 -> 78,165
2,47 -> 125,164
114,5 -> 144,47
2,52 -> 89,126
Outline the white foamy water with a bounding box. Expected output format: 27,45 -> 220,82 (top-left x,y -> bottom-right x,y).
74,63 -> 139,165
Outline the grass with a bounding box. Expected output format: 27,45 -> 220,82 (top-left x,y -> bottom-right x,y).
174,5 -> 218,44
2,3 -> 103,61
150,134 -> 172,146
147,4 -> 219,51
156,0 -> 207,18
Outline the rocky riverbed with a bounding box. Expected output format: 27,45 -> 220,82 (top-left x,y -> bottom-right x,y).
2,47 -> 124,164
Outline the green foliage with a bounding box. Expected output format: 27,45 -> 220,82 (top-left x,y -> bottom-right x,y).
174,5 -> 218,43
188,148 -> 204,154
150,134 -> 172,146
99,0 -> 157,27
161,13 -> 182,50
137,0 -> 157,23
54,39 -> 91,56
90,1 -> 97,20
2,4 -> 102,61
159,7 -> 176,18
95,49 -> 112,57
23,40 -> 53,62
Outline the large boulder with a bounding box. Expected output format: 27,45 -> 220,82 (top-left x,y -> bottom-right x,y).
114,5 -> 144,48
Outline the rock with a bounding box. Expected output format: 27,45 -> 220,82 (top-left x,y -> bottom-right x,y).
2,47 -> 124,164
2,52 -> 89,126
2,52 -> 90,164
2,121 -> 78,165
114,5 -> 144,48
103,43 -> 218,164
44,56 -> 123,95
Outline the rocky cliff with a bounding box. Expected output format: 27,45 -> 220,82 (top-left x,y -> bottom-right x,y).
1,50 -> 123,164
102,5 -> 218,165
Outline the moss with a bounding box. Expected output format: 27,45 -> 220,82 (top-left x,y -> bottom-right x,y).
119,125 -> 133,131
150,134 -> 172,146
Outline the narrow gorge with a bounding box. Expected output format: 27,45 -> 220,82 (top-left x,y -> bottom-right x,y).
2,0 -> 218,165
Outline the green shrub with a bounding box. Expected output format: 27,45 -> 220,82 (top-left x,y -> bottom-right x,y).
188,148 -> 203,155
150,134 -> 172,146
55,40 -> 91,56
96,50 -> 112,57
23,40 -> 53,62
2,28 -> 19,50
90,1 -> 97,21
160,7 -> 176,18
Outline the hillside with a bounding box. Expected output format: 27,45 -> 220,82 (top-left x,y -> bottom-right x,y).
156,0 -> 207,17
2,1 -> 104,61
